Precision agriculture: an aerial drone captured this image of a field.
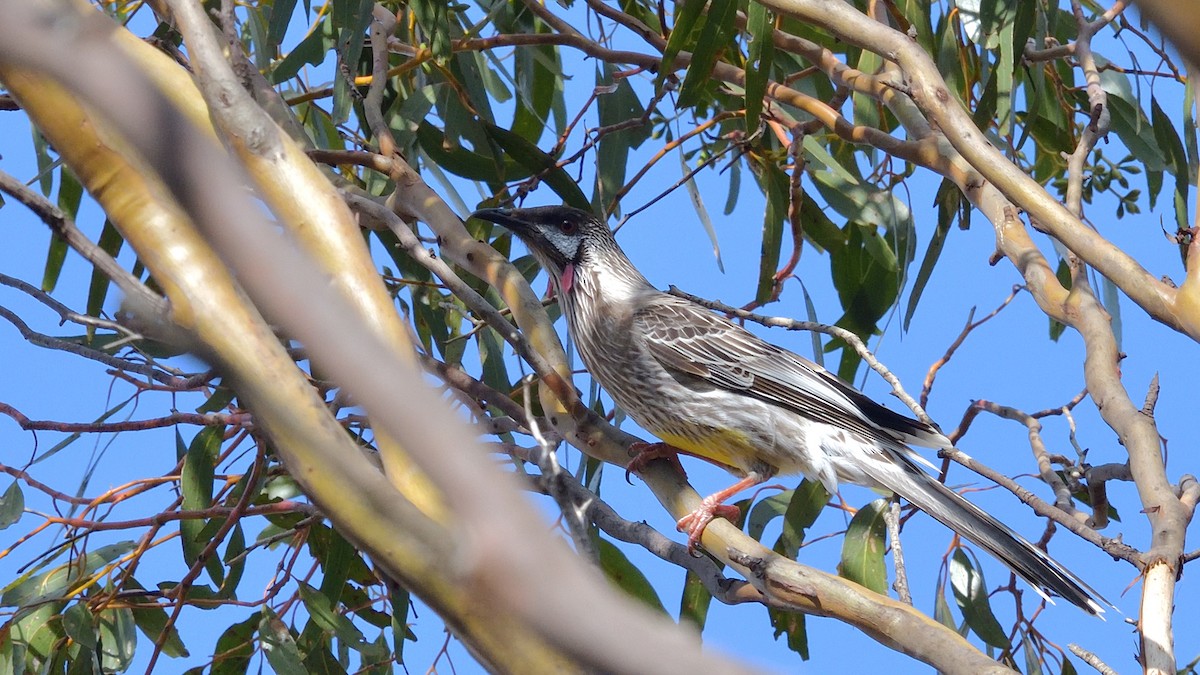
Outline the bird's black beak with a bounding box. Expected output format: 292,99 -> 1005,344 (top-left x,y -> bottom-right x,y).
472,208 -> 530,234
472,208 -> 559,258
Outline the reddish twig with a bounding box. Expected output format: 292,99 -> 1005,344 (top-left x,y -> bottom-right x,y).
0,402 -> 250,433
921,285 -> 1024,408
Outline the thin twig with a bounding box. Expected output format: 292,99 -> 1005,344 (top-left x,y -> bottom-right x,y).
0,402 -> 250,433
921,285 -> 1023,408
939,447 -> 1140,565
0,169 -> 169,320
521,374 -> 597,561
0,304 -> 189,387
885,496 -> 912,605
1068,642 -> 1120,675
343,191 -> 559,381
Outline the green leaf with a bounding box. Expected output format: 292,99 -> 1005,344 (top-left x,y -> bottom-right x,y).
474,50 -> 512,104
1049,259 -> 1070,341
0,480 -> 24,530
97,607 -> 136,672
28,398 -> 130,467
852,49 -> 884,138
180,426 -> 222,576
1021,628 -> 1044,675
680,150 -> 723,272
1100,276 -> 1121,350
2,541 -> 135,609
417,121 -> 521,182
659,0 -> 708,84
0,633 -> 28,675
723,158 -> 741,215
272,16 -> 336,83
744,3 -> 774,131
10,601 -> 65,664
84,220 -> 124,341
990,1 -> 1016,136
297,528 -> 363,648
1146,167 -> 1164,210
904,179 -> 957,330
62,603 -> 97,650
933,581 -> 958,632
776,480 -> 827,558
1101,71 -> 1166,172
303,643 -> 351,675
1017,51 -> 1045,152
126,579 -> 189,658
211,615 -> 257,675
796,190 -> 843,253
755,159 -> 789,304
593,64 -> 650,211
678,570 -> 713,631
268,0 -> 301,50
32,127 -> 55,196
1185,83 -> 1199,188
971,66 -> 1000,130
242,3 -> 272,72
838,498 -> 888,595
260,608 -> 307,675
217,522 -> 246,599
746,489 -> 793,541
768,606 -> 808,660
389,585 -> 414,662
299,583 -> 368,647
54,331 -> 185,360
316,529 -> 355,600
332,0 -> 373,125
1064,475 -> 1121,523
1151,96 -> 1191,236
597,538 -> 666,615
676,0 -> 737,108
476,325 -> 510,397
512,43 -> 563,143
482,123 -> 591,210
805,137 -> 913,233
830,223 -> 900,376
949,549 -> 1011,649
798,280 -> 823,367
196,385 -> 236,414
934,12 -> 967,104
410,0 -> 452,63
42,201 -> 72,292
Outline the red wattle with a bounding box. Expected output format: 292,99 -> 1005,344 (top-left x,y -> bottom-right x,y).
560,263 -> 575,294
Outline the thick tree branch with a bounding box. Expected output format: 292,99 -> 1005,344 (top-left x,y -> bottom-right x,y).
0,4 -> 767,671
761,0 -> 1198,341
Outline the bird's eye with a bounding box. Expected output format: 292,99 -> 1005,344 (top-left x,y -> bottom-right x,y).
560,220 -> 577,234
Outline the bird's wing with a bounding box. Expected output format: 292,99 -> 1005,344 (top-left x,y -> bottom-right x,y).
634,294 -> 944,447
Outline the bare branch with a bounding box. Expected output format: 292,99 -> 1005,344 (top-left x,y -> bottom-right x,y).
940,447 -> 1140,565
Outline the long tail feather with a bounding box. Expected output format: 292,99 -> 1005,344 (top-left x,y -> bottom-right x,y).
865,451 -> 1108,615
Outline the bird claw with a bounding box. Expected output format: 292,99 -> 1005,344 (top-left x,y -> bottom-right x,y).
676,499 -> 743,554
624,441 -> 688,484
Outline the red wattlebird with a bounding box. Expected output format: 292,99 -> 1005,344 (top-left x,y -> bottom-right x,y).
474,205 -> 1107,615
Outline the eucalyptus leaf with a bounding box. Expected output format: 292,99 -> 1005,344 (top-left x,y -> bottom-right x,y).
949,549 -> 1011,649
838,498 -> 889,595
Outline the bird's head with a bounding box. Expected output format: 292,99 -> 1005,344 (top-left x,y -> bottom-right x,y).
472,205 -> 621,295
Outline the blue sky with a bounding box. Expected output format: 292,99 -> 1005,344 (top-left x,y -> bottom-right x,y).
2,3 -> 1198,673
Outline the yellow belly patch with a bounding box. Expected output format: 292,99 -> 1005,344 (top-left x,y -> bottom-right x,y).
656,427 -> 756,473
